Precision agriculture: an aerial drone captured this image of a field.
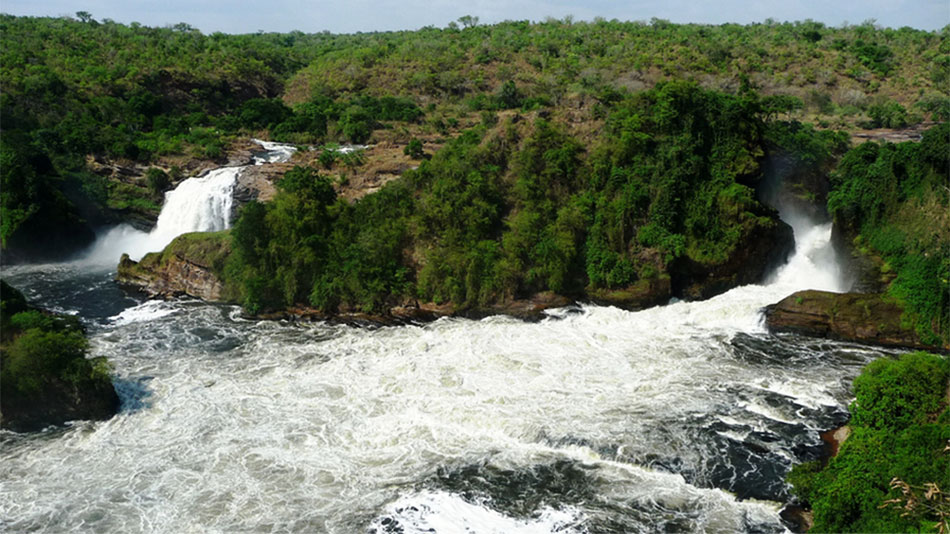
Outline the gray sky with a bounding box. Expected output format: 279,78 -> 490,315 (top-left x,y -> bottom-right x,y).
2,0 -> 948,34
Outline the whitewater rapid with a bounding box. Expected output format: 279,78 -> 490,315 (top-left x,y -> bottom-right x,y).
0,208 -> 897,532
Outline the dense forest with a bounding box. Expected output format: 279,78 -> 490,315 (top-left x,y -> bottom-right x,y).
1,14 -> 948,256
787,351 -> 950,532
3,12 -> 947,337
220,82 -> 810,315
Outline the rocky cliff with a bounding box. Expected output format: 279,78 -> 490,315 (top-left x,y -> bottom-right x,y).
673,218 -> 794,301
764,290 -> 948,352
117,231 -> 233,302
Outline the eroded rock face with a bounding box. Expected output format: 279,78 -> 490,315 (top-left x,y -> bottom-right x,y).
230,163 -> 286,220
674,218 -> 795,301
764,290 -> 947,351
118,253 -> 224,301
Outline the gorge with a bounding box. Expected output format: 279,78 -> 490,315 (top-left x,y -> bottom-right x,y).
0,142 -> 908,532
1,14 -> 947,533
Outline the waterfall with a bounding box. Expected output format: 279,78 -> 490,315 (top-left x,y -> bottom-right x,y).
1,194 -> 887,534
2,143 -> 876,533
79,141 -> 296,266
147,167 -> 238,247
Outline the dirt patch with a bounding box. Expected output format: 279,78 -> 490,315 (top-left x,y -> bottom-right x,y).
850,121 -> 935,145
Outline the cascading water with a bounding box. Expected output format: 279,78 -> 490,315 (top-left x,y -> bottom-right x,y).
79,140 -> 296,266
1,191 -> 894,532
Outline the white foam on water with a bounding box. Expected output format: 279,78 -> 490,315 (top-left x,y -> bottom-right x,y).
1,194 -> 880,532
109,300 -> 181,326
250,138 -> 297,164
369,491 -> 585,534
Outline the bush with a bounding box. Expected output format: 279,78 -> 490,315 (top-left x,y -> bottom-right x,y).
850,352 -> 950,431
852,40 -> 894,76
867,99 -> 909,128
498,80 -> 522,109
404,138 -> 424,159
339,105 -> 374,143
787,352 -> 950,533
237,98 -> 293,130
2,328 -> 90,394
145,167 -> 170,195
318,148 -> 338,169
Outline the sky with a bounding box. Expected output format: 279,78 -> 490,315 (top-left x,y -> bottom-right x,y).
2,0 -> 948,34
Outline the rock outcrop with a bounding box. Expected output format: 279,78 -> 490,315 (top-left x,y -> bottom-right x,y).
588,275 -> 672,310
674,218 -> 794,300
0,280 -> 119,432
117,232 -> 232,301
230,163 -> 286,220
1,373 -> 119,432
764,290 -> 947,351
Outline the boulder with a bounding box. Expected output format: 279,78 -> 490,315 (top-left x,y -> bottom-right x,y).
764,290 -> 947,351
588,275 -> 672,310
1,373 -> 119,432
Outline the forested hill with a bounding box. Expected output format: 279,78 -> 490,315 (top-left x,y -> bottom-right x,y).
1,14 -> 947,259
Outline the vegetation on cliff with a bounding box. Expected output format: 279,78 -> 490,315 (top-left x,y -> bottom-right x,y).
0,280 -> 118,431
828,124 -> 950,346
787,352 -> 950,533
221,82 -> 803,314
1,14 -> 947,259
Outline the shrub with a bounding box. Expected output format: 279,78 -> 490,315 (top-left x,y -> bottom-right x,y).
339,107 -> 372,143
318,148 -> 338,169
867,99 -> 909,128
145,167 -> 170,195
237,98 -> 293,130
498,80 -> 522,109
404,138 -> 424,159
2,328 -> 90,394
787,352 -> 950,533
850,352 -> 950,431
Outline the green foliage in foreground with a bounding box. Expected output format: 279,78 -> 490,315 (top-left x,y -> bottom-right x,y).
787,352 -> 950,533
0,280 -> 112,399
828,124 -> 950,345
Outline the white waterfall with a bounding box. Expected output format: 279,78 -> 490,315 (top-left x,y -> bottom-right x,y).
79,140 -> 296,266
147,167 -> 238,246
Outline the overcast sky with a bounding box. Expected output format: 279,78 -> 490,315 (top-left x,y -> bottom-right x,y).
3,0 -> 947,34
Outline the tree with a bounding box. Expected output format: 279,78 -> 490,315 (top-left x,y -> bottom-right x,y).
146,167 -> 170,196
75,11 -> 94,23
458,15 -> 479,29
404,138 -> 424,159
498,80 -> 522,109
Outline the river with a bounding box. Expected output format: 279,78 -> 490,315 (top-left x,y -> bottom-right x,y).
0,143 -> 896,533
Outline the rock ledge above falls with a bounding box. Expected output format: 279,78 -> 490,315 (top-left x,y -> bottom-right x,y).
764,290 -> 947,352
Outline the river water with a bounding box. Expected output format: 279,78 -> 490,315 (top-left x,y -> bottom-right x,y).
0,144 -> 896,533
